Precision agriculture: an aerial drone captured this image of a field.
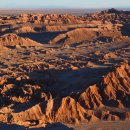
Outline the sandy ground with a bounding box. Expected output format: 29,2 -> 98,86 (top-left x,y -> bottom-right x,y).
68,121 -> 130,130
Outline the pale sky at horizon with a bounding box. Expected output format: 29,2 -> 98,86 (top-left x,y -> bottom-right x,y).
0,0 -> 130,9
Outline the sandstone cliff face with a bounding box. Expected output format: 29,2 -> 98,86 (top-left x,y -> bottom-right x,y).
79,63 -> 130,109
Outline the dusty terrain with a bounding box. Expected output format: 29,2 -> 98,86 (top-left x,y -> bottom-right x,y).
0,8 -> 130,129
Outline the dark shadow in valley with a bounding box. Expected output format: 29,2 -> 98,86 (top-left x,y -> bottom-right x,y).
0,122 -> 74,130
27,66 -> 111,97
109,44 -> 130,52
0,24 -> 12,29
121,24 -> 130,37
29,122 -> 74,130
19,31 -> 67,43
0,123 -> 26,130
4,66 -> 112,113
0,27 -> 19,36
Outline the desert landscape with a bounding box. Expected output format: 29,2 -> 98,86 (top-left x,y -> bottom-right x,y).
0,8 -> 130,130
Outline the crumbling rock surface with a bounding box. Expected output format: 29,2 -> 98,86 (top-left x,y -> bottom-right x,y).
0,33 -> 42,46
0,9 -> 130,129
0,63 -> 129,127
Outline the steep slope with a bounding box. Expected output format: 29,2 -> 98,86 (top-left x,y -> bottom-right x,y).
0,62 -> 129,126
12,97 -> 88,124
79,63 -> 130,109
50,28 -> 98,45
49,27 -> 129,46
0,33 -> 42,46
14,26 -> 35,33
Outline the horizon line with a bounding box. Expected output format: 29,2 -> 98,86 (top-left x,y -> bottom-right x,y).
0,6 -> 130,10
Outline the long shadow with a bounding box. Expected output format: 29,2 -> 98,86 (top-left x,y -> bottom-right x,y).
2,66 -> 112,113
28,67 -> 112,95
29,122 -> 74,130
0,27 -> 19,36
109,44 -> 130,52
0,122 -> 74,130
0,123 -> 26,130
45,67 -> 111,97
0,24 -> 11,29
20,66 -> 111,99
121,24 -> 130,37
19,31 -> 67,43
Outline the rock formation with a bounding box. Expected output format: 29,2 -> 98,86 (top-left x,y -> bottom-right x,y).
0,8 -> 130,129
0,62 -> 129,127
0,33 -> 42,46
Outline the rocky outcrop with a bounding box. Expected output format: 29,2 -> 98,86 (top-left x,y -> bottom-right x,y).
0,33 -> 42,46
14,26 -> 35,33
50,28 -> 98,45
0,9 -> 130,129
50,26 -> 130,45
0,63 -> 129,126
79,63 -> 130,109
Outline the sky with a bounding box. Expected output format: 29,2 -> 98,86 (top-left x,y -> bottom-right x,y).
0,0 -> 130,9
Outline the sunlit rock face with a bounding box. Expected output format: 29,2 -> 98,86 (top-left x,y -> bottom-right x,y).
0,8 -> 130,129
